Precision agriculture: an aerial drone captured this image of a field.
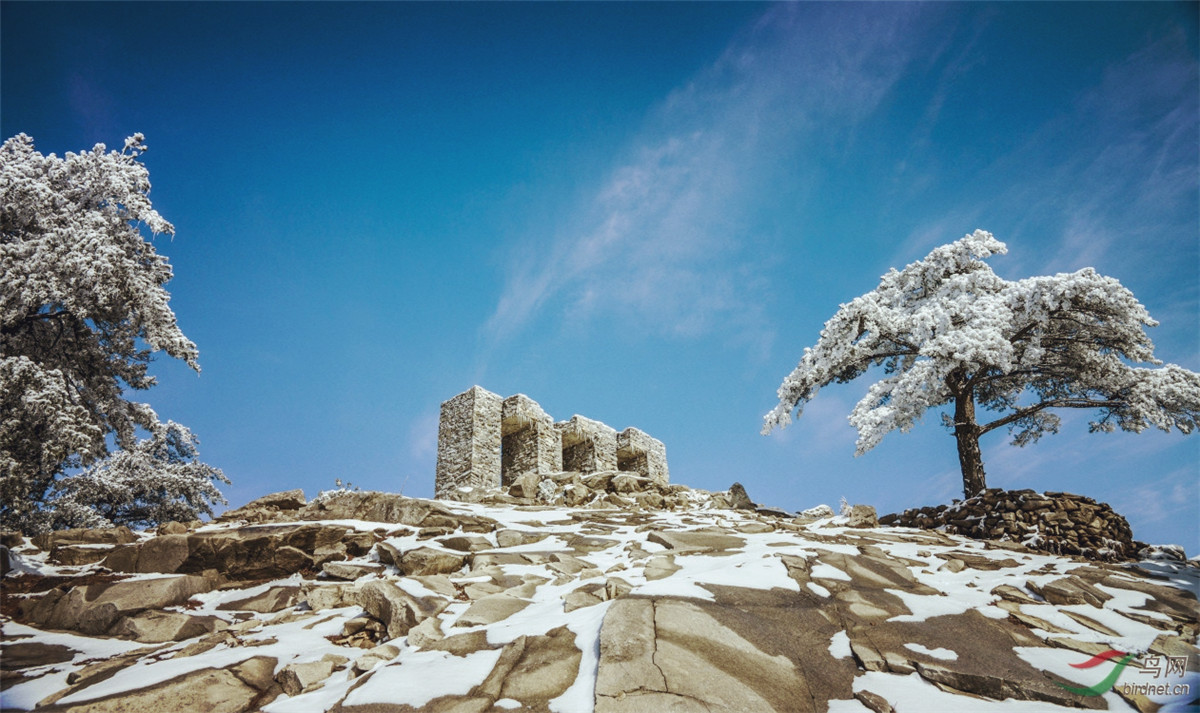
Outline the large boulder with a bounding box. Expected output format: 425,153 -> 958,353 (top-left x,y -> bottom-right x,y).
31,574 -> 212,636
299,491 -> 497,533
37,657 -> 279,713
176,523 -> 370,579
400,547 -> 466,576
358,580 -> 449,639
596,592 -> 853,713
33,527 -> 137,551
109,611 -> 228,643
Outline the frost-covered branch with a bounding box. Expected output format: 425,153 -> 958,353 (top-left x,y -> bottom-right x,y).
764,229 -> 1200,499
1,133 -> 224,532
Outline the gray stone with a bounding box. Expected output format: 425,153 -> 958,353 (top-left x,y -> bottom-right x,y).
647,530 -> 745,554
557,415 -> 618,473
36,575 -> 211,636
400,546 -> 466,576
1028,576 -> 1113,608
359,580 -> 449,639
156,521 -> 189,535
609,474 -> 643,494
109,610 -> 228,643
49,545 -> 111,566
406,617 -> 445,648
643,553 -> 681,580
496,627 -> 580,701
33,526 -> 137,551
567,534 -> 619,553
855,690 -> 896,713
217,585 -> 300,613
245,489 -> 307,511
436,386 -> 503,497
41,666 -> 264,713
501,394 -> 562,485
454,594 -> 531,627
846,504 -> 879,528
595,599 -> 664,697
437,535 -> 493,553
727,482 -> 755,510
561,483 -> 591,507
277,659 -> 335,696
616,428 -> 668,486
303,582 -> 361,610
353,643 -> 400,674
0,641 -> 77,669
596,593 -> 847,713
321,561 -> 384,580
137,535 -> 190,573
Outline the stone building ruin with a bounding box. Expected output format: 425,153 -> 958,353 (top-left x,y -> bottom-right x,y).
435,386 -> 668,498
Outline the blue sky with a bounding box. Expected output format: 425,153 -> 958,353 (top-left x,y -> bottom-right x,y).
4,2 -> 1197,552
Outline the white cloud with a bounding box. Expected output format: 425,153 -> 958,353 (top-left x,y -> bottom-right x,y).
407,411 -> 439,463
484,4 -> 933,353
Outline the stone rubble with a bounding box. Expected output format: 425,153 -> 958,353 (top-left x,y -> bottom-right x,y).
0,487 -> 1195,713
880,488 -> 1139,561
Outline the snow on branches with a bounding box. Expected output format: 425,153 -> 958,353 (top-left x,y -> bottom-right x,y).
49,421 -> 229,531
763,230 -> 1200,497
1,133 -> 223,531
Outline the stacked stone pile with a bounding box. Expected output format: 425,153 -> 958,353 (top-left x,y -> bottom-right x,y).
879,489 -> 1138,561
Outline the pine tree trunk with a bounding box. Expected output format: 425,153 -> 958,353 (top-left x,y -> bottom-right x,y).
953,389 -> 987,499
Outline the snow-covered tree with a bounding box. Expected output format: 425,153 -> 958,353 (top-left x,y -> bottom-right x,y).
763,230 -> 1200,499
1,133 -> 224,531
48,421 -> 228,530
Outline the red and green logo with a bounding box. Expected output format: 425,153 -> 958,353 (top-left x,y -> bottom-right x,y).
1056,649 -> 1135,697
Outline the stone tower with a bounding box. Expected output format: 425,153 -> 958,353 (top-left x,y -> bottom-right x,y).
434,385 -> 669,499
435,386 -> 502,497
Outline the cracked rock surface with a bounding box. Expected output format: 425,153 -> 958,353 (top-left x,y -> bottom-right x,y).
2,488 -> 1197,712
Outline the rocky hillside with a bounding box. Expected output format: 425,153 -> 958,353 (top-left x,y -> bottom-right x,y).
1,487 -> 1197,713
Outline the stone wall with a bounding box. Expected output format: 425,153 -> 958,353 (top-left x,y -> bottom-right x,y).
617,427 -> 669,487
558,416 -> 619,473
501,395 -> 562,483
434,386 -> 669,500
879,489 -> 1138,561
434,387 -> 502,498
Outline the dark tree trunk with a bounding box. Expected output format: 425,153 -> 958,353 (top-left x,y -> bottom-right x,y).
948,370 -> 987,499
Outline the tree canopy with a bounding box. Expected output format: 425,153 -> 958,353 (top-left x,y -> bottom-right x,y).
1,133 -> 225,532
763,230 -> 1200,498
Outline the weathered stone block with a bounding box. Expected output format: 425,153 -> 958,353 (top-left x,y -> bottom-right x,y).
616,428 -> 668,486
501,394 -> 562,485
557,415 -> 618,473
436,386 -> 503,497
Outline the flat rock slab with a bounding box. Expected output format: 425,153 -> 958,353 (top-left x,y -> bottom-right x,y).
646,531 -> 745,554
455,594 -> 531,627
597,589 -> 856,713
37,665 -> 265,713
110,610 -> 228,643
322,561 -> 385,580
33,574 -> 211,636
217,585 -> 301,613
400,547 -> 467,576
0,641 -> 78,669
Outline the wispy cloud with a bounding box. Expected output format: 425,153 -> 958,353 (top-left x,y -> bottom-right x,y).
484,4 -> 934,354
1009,28 -> 1197,277
889,23 -> 1197,287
